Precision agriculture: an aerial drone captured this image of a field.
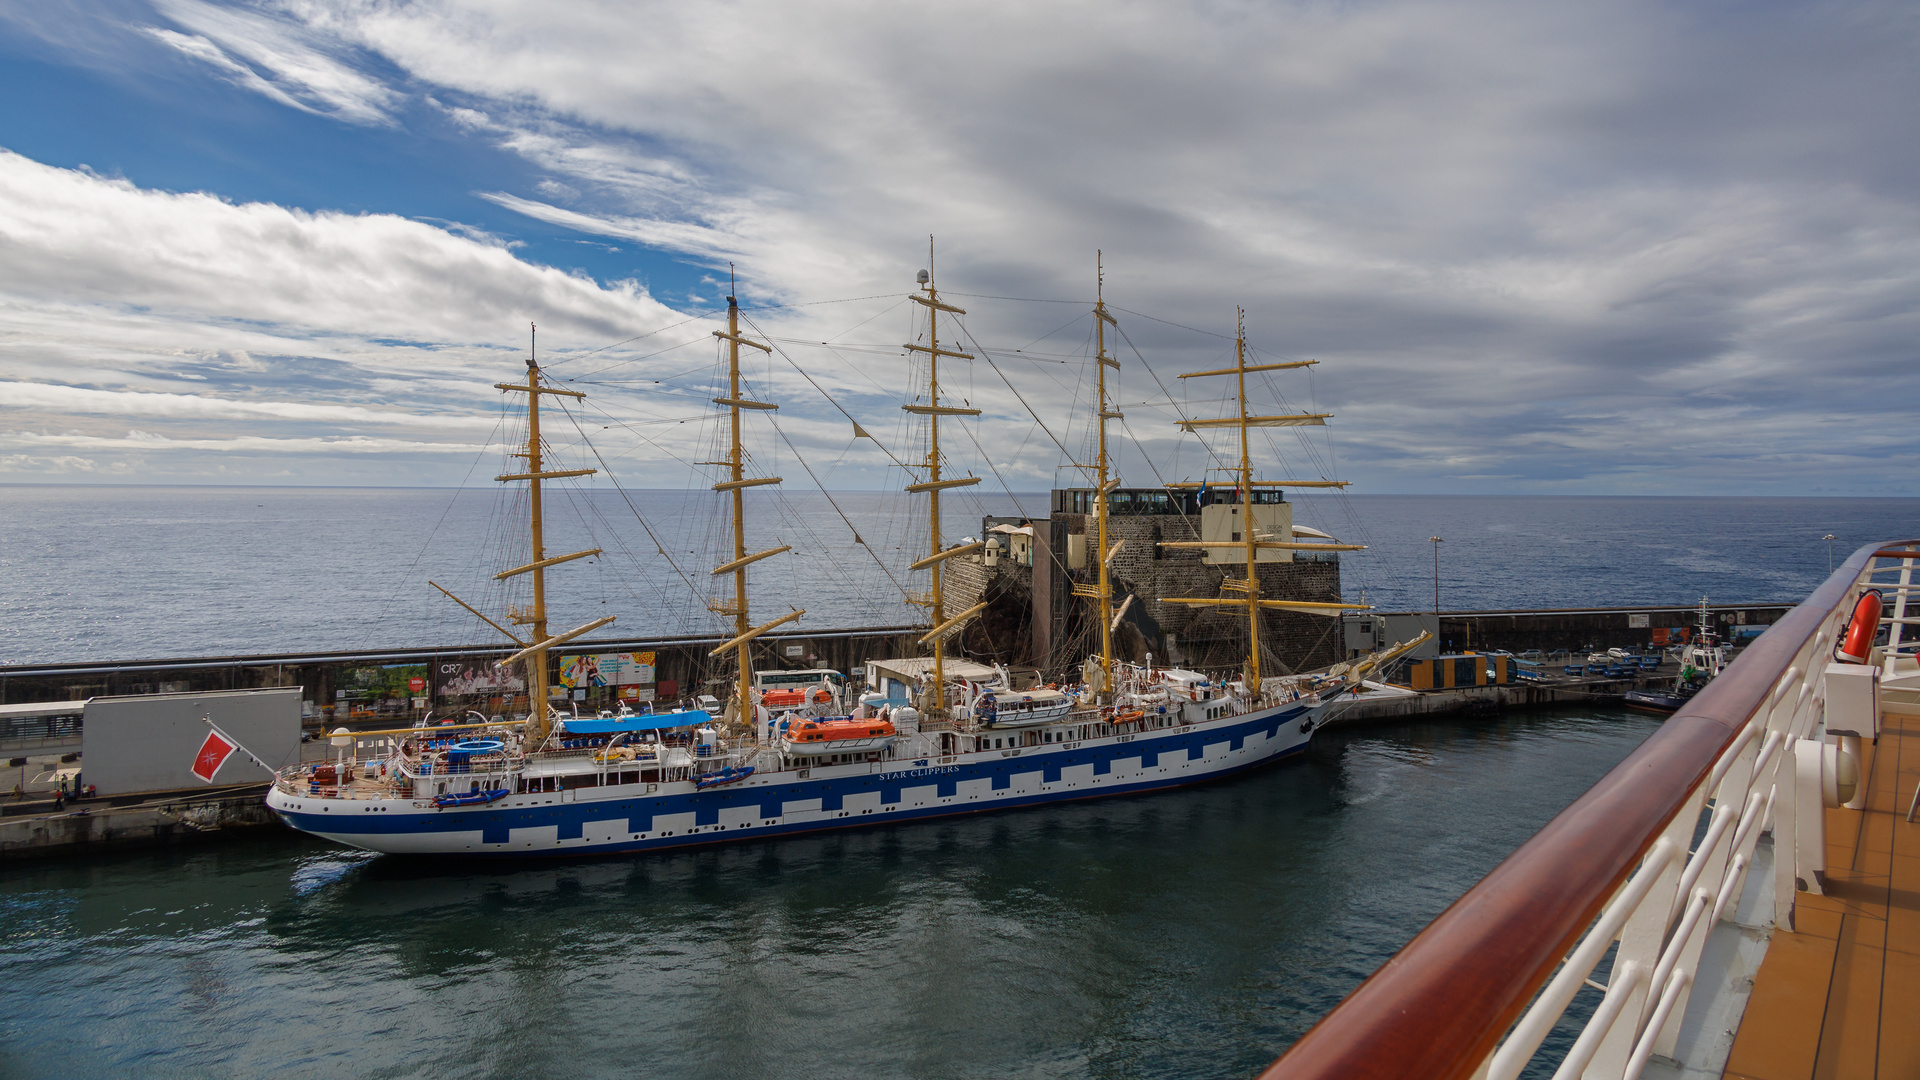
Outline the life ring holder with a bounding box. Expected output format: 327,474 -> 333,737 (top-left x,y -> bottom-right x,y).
1837,590 -> 1883,664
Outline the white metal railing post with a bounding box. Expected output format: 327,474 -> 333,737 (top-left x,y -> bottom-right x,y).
1890,557 -> 1913,656
1623,969 -> 1692,1080
1485,839 -> 1679,1080
1650,762 -> 1745,1058
1762,660 -> 1812,930
1582,788 -> 1701,1079
1550,962 -> 1646,1080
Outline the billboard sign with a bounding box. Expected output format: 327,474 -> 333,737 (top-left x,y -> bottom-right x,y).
558,652 -> 657,689
435,658 -> 526,698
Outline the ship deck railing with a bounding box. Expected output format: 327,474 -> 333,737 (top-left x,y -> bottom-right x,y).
274,775 -> 415,801
1258,538 -> 1920,1080
410,756 -> 520,777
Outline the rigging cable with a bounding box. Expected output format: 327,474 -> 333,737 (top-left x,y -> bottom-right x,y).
722,356 -> 917,604
739,310 -> 913,472
358,407 -> 509,650
541,311 -> 720,370
952,318 -> 1076,464
554,398 -> 705,602
1113,320 -> 1235,479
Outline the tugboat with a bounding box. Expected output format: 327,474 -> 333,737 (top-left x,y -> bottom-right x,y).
1624,597 -> 1727,714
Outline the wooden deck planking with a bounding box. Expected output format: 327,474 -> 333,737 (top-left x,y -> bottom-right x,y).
1724,709 -> 1920,1080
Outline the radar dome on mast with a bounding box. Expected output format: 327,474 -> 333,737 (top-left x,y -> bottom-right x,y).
916,269 -> 930,284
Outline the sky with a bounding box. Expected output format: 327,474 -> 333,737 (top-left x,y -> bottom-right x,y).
0,0 -> 1916,497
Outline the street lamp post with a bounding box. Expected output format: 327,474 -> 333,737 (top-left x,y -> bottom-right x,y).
1823,534 -> 1837,575
1429,536 -> 1443,635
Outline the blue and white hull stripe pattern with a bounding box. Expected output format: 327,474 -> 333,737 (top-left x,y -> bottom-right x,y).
267,700 -> 1319,857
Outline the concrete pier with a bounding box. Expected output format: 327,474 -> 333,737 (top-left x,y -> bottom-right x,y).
0,783 -> 280,861
1323,672 -> 1668,726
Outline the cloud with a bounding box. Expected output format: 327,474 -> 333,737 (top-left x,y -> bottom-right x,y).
0,381 -> 493,429
0,149 -> 677,344
1,429 -> 492,455
4,0 -> 1919,495
0,148 -> 699,482
144,0 -> 400,124
0,453 -> 107,473
243,0 -> 1915,492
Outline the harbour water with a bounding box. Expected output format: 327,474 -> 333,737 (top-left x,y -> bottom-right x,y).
0,485 -> 1912,666
1,706 -> 1657,1079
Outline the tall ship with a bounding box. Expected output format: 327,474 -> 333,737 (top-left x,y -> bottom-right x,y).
265,271 -> 1425,857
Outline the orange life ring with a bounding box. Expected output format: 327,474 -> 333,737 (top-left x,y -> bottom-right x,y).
1837,591 -> 1882,663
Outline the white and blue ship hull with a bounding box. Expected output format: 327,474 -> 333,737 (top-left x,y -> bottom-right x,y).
267,699 -> 1321,858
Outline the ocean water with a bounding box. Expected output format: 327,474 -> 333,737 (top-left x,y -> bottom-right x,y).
0,486 -> 1913,665
0,706 -> 1659,1080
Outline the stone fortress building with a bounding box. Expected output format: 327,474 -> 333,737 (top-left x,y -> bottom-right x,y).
942,485 -> 1347,679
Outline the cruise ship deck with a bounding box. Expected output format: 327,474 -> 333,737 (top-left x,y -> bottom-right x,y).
1724,706 -> 1919,1080
1257,539 -> 1920,1080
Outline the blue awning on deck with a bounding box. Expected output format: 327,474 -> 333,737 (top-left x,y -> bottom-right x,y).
560,709 -> 713,735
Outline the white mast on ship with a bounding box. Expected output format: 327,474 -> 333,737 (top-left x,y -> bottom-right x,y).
905,247 -> 987,719
1156,311 -> 1368,691
433,326 -> 614,748
705,288 -> 803,733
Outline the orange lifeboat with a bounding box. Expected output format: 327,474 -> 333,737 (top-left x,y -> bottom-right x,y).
1837,590 -> 1883,663
763,689 -> 807,709
779,716 -> 897,756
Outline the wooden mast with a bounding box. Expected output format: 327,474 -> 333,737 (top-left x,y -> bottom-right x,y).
526,337 -> 553,716
483,326 -> 608,748
1234,309 -> 1259,688
904,252 -> 980,717
1091,255 -> 1120,699
706,290 -> 799,732
1158,312 -> 1369,693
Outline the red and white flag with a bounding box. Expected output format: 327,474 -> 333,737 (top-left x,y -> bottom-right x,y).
190,728 -> 239,783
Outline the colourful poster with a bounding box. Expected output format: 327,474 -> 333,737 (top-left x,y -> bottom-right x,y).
558,652 -> 657,688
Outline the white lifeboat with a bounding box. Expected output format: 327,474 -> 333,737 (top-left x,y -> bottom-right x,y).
976,687 -> 1074,728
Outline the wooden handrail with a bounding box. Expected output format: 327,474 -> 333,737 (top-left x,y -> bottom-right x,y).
1257,538 -> 1915,1080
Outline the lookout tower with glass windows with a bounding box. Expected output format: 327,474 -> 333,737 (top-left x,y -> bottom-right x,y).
1195,487 -> 1294,565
